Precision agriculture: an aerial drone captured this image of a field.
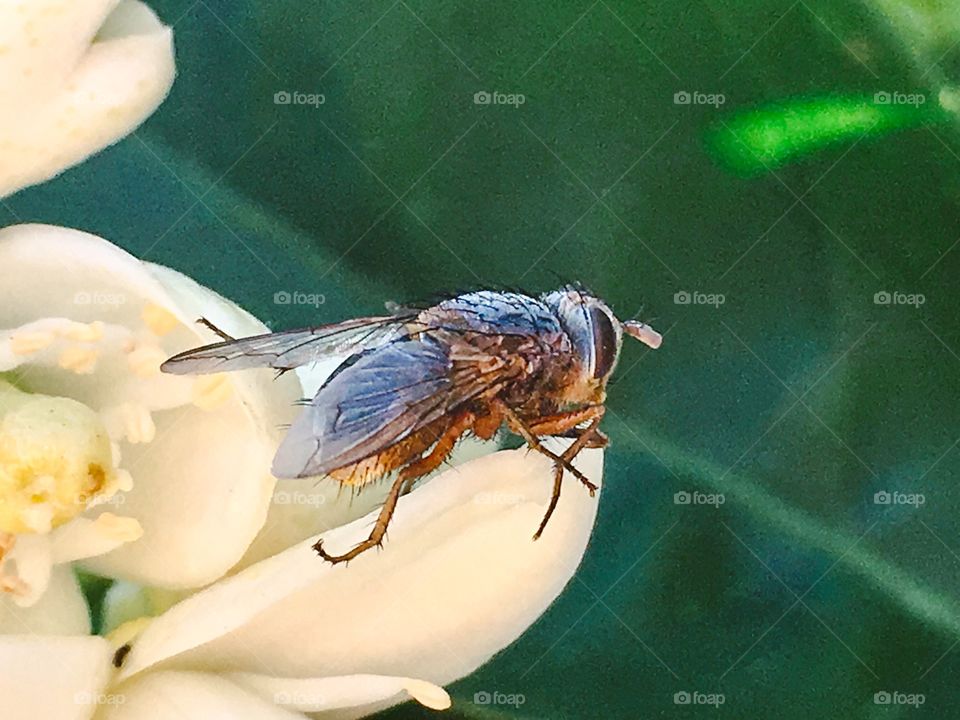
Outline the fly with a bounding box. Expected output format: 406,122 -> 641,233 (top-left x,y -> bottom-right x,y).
161,286 -> 662,564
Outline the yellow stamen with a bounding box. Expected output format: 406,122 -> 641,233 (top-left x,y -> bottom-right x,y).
126,344 -> 167,378
192,374 -> 233,410
0,381 -> 119,534
9,330 -> 55,355
58,345 -> 98,374
142,303 -> 178,336
61,321 -> 105,343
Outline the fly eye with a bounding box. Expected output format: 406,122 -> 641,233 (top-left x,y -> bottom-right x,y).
590,306 -> 619,379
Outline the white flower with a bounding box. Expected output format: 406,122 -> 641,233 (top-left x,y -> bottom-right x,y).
0,223 -> 302,606
0,0 -> 175,198
1,438 -> 602,719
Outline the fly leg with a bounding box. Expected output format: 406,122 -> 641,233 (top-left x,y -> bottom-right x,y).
532,416 -> 606,539
527,406 -> 608,449
196,317 -> 235,341
498,405 -> 605,538
313,472 -> 407,565
314,414 -> 474,564
399,412 -> 474,495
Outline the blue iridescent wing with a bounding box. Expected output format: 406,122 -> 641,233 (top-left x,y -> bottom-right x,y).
271,338 -> 454,478
161,314 -> 416,374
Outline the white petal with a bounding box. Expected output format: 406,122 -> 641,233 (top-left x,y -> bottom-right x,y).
229,672 -> 450,715
96,672 -> 308,720
237,434 -> 496,568
0,1 -> 175,197
0,224 -> 300,588
0,634 -> 113,720
0,565 -> 91,635
117,443 -> 602,697
4,533 -> 53,607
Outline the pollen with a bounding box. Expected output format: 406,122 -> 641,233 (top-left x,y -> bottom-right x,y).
58,345 -> 99,374
9,329 -> 55,355
142,303 -> 179,336
126,344 -> 167,377
192,374 -> 233,410
61,321 -> 105,343
0,381 -> 119,535
102,404 -> 156,444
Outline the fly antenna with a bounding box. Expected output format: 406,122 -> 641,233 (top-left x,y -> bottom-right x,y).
622,319 -> 662,349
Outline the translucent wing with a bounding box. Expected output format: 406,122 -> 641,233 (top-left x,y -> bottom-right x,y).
160,314 -> 417,375
272,337 -> 515,478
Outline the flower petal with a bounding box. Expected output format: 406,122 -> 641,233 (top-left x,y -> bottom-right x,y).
0,565 -> 90,635
116,442 -> 602,698
0,224 -> 300,589
97,672 -> 308,720
228,671 -> 450,715
236,434 -> 497,568
0,634 -> 113,720
0,0 -> 175,197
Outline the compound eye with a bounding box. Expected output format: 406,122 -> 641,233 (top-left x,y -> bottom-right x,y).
590,306 -> 619,379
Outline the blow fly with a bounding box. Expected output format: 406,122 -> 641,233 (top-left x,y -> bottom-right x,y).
161,286 -> 662,564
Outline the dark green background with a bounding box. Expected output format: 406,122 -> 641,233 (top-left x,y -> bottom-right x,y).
8,1 -> 960,717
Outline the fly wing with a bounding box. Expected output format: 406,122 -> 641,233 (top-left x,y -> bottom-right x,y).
271,337 -> 515,478
160,314 -> 417,375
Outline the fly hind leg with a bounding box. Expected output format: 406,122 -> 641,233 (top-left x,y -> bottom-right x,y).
313,413 -> 474,564
400,411 -> 475,495
312,471 -> 407,565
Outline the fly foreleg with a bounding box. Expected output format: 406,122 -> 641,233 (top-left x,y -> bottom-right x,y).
498,404 -> 605,539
